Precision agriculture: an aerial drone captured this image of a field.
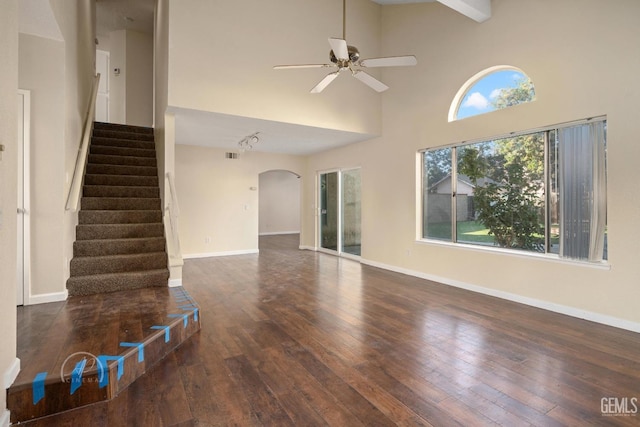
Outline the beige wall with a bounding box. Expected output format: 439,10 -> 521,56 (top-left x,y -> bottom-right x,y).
109,29 -> 126,124
18,33 -> 67,298
109,29 -> 153,127
301,0 -> 640,327
259,170 -> 301,235
167,0 -> 382,137
125,30 -> 153,127
176,145 -> 304,256
50,0 -> 96,299
0,0 -> 18,420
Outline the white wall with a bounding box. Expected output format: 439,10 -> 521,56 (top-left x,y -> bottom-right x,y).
259,170 -> 301,235
176,145 -> 304,257
0,0 -> 19,421
301,0 -> 640,328
167,0 -> 382,137
18,33 -> 66,298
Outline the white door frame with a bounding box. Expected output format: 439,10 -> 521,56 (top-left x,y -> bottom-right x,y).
17,89 -> 31,306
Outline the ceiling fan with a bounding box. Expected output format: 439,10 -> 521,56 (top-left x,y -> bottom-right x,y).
274,0 -> 417,94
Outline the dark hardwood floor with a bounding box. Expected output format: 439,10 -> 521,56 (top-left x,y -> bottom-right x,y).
22,234 -> 640,426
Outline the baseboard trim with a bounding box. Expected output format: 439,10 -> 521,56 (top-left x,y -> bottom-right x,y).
3,357 -> 20,389
259,231 -> 300,236
299,245 -> 315,251
27,290 -> 68,305
1,409 -> 10,427
168,278 -> 182,288
361,258 -> 640,334
183,249 -> 259,259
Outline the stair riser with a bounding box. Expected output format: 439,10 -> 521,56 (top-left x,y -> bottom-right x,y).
83,186 -> 159,198
74,238 -> 166,256
86,164 -> 157,176
89,154 -> 157,168
94,122 -> 153,135
81,198 -> 161,210
76,224 -> 164,240
84,174 -> 159,187
90,145 -> 156,158
93,129 -> 154,141
79,210 -> 162,224
66,270 -> 170,296
91,137 -> 155,150
70,253 -> 168,276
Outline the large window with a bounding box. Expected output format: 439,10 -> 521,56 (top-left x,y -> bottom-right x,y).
422,118 -> 607,262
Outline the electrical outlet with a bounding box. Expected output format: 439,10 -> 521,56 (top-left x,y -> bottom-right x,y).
205,237 -> 211,244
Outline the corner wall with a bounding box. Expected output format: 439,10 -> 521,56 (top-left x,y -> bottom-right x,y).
175,145 -> 305,257
0,0 -> 19,421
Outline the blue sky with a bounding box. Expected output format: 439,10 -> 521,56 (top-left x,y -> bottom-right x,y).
456,70 -> 527,120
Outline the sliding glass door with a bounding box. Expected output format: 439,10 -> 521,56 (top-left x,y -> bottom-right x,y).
318,169 -> 361,257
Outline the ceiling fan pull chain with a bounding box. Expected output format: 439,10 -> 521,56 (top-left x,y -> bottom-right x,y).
343,0 -> 346,40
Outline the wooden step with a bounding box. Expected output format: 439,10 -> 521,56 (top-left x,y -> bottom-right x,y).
8,287 -> 200,424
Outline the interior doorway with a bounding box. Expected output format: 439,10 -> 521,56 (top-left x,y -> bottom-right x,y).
17,90 -> 31,306
258,170 -> 301,238
318,168 -> 361,257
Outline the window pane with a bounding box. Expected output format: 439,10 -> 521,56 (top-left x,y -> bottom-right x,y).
423,148 -> 452,240
456,69 -> 535,120
558,122 -> 607,261
341,169 -> 361,256
457,133 -> 546,252
548,130 -> 560,254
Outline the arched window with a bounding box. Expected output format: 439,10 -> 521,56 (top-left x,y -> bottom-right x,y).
448,66 -> 535,121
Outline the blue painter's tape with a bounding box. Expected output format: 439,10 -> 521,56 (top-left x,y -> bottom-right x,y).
168,313 -> 189,328
193,308 -> 199,322
178,304 -> 196,309
175,297 -> 190,302
33,372 -> 47,405
70,358 -> 87,395
120,342 -> 145,363
151,325 -> 170,342
97,355 -> 125,388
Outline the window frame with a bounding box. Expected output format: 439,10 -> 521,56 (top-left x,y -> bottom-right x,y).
419,116 -> 608,265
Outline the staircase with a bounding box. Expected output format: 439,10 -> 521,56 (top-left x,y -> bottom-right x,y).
67,122 -> 169,296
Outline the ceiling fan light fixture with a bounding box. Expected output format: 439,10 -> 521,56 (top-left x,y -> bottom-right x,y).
273,0 -> 417,94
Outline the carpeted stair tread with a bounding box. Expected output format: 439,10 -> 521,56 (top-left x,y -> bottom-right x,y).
90,144 -> 156,158
76,223 -> 164,240
79,210 -> 162,224
81,197 -> 161,210
74,237 -> 166,256
83,185 -> 159,198
88,153 -> 157,167
90,137 -> 155,150
94,122 -> 153,135
70,252 -> 168,276
93,129 -> 155,141
67,269 -> 170,296
84,174 -> 158,187
86,163 -> 157,176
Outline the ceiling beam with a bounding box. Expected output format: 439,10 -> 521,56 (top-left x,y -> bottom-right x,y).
437,0 -> 491,23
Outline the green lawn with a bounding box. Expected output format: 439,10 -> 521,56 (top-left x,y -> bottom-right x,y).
426,221 -> 559,246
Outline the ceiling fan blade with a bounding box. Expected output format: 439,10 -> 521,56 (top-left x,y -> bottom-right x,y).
328,37 -> 349,61
310,71 -> 340,94
274,64 -> 335,70
359,55 -> 417,68
353,71 -> 389,92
